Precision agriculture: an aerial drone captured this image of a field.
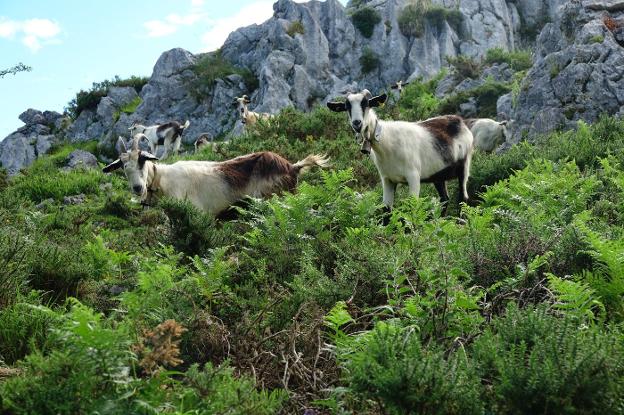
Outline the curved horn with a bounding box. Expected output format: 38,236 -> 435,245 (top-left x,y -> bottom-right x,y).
361,89 -> 372,99
132,133 -> 147,151
117,136 -> 127,153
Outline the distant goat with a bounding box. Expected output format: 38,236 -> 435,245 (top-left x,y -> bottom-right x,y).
328,90 -> 473,214
390,80 -> 410,93
194,133 -> 213,153
234,95 -> 272,126
464,118 -> 509,152
128,120 -> 190,159
103,135 -> 329,216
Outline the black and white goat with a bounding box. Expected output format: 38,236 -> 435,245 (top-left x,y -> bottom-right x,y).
128,120 -> 190,159
234,95 -> 272,126
390,80 -> 410,93
103,135 -> 329,216
327,90 -> 474,213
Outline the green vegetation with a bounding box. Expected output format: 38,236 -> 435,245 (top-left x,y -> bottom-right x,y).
189,50 -> 258,99
438,78 -> 512,118
0,62 -> 32,79
286,20 -> 305,37
590,34 -> 605,43
398,1 -> 463,38
3,87 -> 624,413
351,6 -> 382,38
113,96 -> 142,122
484,47 -> 533,71
359,46 -> 380,74
65,75 -> 148,119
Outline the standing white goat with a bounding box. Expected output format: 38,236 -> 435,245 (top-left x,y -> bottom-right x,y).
464,118 -> 509,152
103,135 -> 329,217
327,90 -> 473,214
128,120 -> 190,159
234,95 -> 272,127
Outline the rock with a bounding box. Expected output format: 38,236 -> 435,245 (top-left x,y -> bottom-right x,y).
0,124 -> 55,175
64,150 -> 99,171
63,194 -> 86,205
497,93 -> 513,120
35,198 -> 55,210
509,1 -> 624,139
43,110 -> 63,126
18,109 -> 46,125
459,98 -> 478,117
107,87 -> 139,107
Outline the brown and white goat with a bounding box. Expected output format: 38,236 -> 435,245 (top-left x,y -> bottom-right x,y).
128,120 -> 190,159
194,133 -> 212,153
103,135 -> 329,216
234,95 -> 272,127
328,90 -> 473,214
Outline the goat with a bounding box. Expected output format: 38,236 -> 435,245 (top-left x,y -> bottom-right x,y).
128,120 -> 190,159
103,135 -> 329,216
464,118 -> 509,152
194,133 -> 213,153
234,95 -> 273,127
327,90 -> 473,215
390,80 -> 410,93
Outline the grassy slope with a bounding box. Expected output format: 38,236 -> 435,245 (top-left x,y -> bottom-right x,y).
1,86 -> 624,414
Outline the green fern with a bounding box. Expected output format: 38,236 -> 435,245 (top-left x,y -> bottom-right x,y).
547,273 -> 605,323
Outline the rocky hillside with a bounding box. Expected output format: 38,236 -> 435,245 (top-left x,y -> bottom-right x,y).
5,0 -> 624,174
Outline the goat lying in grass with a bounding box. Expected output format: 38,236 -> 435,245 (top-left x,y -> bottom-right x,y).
328,89 -> 474,215
103,135 -> 329,216
234,95 -> 273,127
464,118 -> 509,152
128,120 -> 190,159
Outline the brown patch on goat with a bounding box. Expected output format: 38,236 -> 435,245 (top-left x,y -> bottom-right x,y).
156,121 -> 185,146
218,151 -> 298,194
420,115 -> 463,163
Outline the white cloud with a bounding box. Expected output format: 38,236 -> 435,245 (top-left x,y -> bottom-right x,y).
0,18 -> 61,52
191,0 -> 205,6
144,19 -> 178,37
200,1 -> 274,52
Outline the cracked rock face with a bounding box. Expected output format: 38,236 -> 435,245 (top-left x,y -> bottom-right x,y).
509,0 -> 624,140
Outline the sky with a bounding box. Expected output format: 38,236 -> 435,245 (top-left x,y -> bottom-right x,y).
0,0 -> 348,140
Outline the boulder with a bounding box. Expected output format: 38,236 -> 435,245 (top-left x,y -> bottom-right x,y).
0,124 -> 55,175
18,109 -> 46,126
64,150 -> 99,171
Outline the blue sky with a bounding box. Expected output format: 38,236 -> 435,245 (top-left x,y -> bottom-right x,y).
0,0 -> 347,140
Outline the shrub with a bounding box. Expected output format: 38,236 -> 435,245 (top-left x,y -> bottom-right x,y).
484,47 -> 533,71
65,75 -> 148,119
351,6 -> 381,38
473,305 -> 624,414
286,20 -> 305,37
398,3 -> 427,38
190,51 -> 258,98
340,323 -> 483,415
446,55 -> 482,79
425,5 -> 463,31
438,78 -> 512,117
359,46 -> 380,74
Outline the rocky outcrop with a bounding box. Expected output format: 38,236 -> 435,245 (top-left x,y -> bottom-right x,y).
0,109 -> 58,175
508,0 -> 624,140
64,150 -> 99,171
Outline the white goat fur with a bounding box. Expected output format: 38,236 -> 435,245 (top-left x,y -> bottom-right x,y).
467,118 -> 508,152
103,136 -> 329,216
328,90 -> 473,209
128,120 -> 190,159
235,96 -> 272,126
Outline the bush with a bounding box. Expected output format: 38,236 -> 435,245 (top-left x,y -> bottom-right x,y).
398,3 -> 462,37
340,323 -> 483,415
438,78 -> 512,117
351,6 -> 381,38
484,47 -> 533,72
398,3 -> 427,38
359,46 -> 380,74
425,5 -> 463,31
65,75 -> 148,119
446,55 -> 482,79
190,50 -> 258,98
286,20 -> 305,37
473,305 -> 624,414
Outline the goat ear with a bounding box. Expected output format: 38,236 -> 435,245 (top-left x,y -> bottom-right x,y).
103,159 -> 123,173
327,101 -> 347,112
369,94 -> 388,108
139,151 -> 159,162
117,136 -> 127,153
390,84 -> 399,90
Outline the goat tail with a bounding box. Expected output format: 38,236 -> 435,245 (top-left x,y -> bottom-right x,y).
293,154 -> 331,174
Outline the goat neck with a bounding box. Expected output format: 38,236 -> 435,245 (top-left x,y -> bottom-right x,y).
359,109 -> 381,155
144,161 -> 161,206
